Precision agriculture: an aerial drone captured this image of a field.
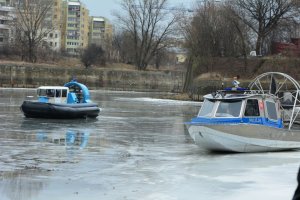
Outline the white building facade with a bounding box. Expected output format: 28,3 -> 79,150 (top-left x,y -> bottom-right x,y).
0,5 -> 14,49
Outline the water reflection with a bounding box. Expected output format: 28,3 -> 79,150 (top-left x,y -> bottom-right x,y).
36,130 -> 90,149
0,129 -> 91,200
20,117 -> 98,131
0,168 -> 50,200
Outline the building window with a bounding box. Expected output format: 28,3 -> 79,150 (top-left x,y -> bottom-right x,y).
93,33 -> 101,37
68,17 -> 76,22
67,36 -> 78,40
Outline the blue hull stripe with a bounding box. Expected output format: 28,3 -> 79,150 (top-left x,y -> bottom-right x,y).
187,117 -> 283,129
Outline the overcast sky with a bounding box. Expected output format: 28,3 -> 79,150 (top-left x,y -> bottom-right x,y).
80,0 -> 196,21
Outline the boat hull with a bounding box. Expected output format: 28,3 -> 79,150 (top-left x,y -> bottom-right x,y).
187,124 -> 300,153
21,101 -> 100,119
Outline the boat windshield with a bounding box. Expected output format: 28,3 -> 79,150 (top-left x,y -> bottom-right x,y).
198,99 -> 215,117
215,101 -> 243,117
37,89 -> 68,98
37,89 -> 55,97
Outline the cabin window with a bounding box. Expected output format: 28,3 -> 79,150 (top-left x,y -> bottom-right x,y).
55,89 -> 61,97
198,99 -> 214,117
38,89 -> 47,96
62,89 -> 68,97
266,101 -> 277,120
244,99 -> 260,117
215,101 -> 242,117
46,89 -> 55,97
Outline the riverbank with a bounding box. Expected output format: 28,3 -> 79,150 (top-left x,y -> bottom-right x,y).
0,62 -> 186,93
2,56 -> 299,101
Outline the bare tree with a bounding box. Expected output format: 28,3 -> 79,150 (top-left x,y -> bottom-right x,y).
182,2 -> 250,73
230,0 -> 299,55
14,0 -> 54,63
179,1 -> 252,91
81,44 -> 105,68
115,0 -> 178,70
223,3 -> 252,70
112,30 -> 136,64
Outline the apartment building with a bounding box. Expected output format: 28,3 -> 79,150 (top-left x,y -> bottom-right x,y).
42,0 -> 62,51
0,0 -> 63,52
61,0 -> 89,55
0,3 -> 14,49
0,0 -> 16,6
0,0 -> 114,55
0,0 -> 8,6
89,16 -> 113,50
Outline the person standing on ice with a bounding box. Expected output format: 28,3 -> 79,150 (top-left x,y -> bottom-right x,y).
293,168 -> 300,200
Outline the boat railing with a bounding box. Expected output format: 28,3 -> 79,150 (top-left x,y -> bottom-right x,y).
247,72 -> 300,131
215,89 -> 279,96
279,90 -> 300,130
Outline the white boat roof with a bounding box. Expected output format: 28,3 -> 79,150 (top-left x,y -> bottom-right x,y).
38,86 -> 69,90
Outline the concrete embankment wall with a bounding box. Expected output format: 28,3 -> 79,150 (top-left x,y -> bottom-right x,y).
0,64 -> 186,92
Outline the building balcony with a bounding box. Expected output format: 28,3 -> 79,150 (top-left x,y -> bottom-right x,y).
0,15 -> 13,21
0,6 -> 14,12
0,24 -> 10,30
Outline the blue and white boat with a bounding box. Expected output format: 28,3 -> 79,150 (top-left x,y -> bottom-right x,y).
186,72 -> 300,153
20,80 -> 100,119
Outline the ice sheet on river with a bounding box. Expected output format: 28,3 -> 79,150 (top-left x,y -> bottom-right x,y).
0,89 -> 298,200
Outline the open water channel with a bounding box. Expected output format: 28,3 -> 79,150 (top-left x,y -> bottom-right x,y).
0,88 -> 299,200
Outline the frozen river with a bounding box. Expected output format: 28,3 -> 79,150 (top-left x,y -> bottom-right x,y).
0,88 -> 299,200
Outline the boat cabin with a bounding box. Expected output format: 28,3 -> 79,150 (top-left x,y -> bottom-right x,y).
196,93 -> 283,128
35,80 -> 93,104
37,86 -> 69,104
37,82 -> 91,104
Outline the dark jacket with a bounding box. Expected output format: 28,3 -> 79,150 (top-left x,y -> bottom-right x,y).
293,168 -> 300,200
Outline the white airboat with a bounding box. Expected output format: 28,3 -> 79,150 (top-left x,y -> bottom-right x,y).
186,72 -> 300,153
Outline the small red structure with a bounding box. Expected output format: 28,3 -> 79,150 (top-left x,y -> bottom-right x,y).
272,38 -> 300,57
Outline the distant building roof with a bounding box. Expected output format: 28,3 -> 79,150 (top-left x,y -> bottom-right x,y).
272,38 -> 300,57
68,2 -> 80,6
93,17 -> 105,22
167,47 -> 187,54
